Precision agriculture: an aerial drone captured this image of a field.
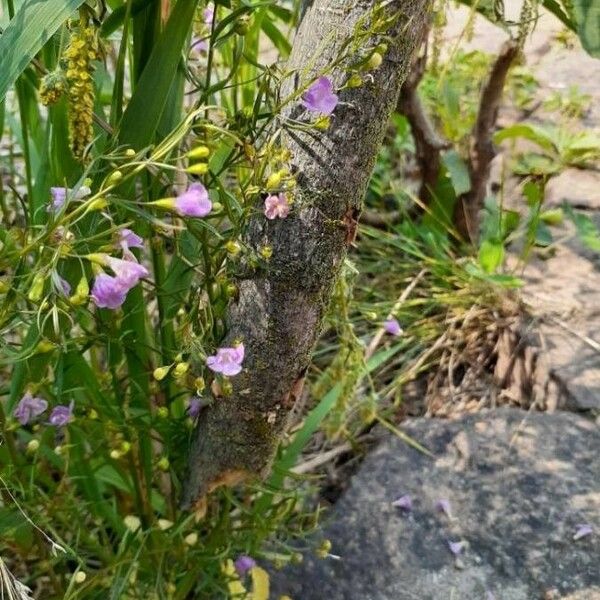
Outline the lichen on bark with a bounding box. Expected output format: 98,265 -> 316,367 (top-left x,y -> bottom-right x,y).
182,0 -> 432,510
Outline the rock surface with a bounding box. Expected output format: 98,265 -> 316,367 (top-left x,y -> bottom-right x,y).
271,409 -> 600,599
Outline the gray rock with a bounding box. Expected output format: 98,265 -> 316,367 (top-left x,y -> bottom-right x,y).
271,409 -> 600,599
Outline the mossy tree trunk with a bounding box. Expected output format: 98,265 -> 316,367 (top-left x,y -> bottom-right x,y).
182,0 -> 431,510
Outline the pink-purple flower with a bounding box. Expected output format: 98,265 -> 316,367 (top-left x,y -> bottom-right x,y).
392,494 -> 413,512
175,183 -> 212,217
104,256 -> 149,288
206,343 -> 245,376
264,193 -> 290,220
49,402 -> 74,427
48,185 -> 91,212
119,229 -> 144,252
383,318 -> 403,336
13,392 -> 48,425
91,274 -> 129,309
448,540 -> 465,556
301,76 -> 339,116
435,498 -> 452,518
203,4 -> 214,24
573,524 -> 593,540
187,396 -> 206,419
234,555 -> 256,576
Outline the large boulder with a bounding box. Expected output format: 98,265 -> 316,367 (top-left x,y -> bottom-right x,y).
271,409 -> 600,599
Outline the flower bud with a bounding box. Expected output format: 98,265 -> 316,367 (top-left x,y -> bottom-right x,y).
314,116 -> 331,130
124,515 -> 141,533
74,571 -> 87,584
260,245 -> 273,259
107,170 -> 123,185
157,456 -> 170,471
186,163 -> 209,175
266,172 -> 282,190
367,52 -> 383,70
174,362 -> 189,377
35,340 -> 56,354
225,241 -> 241,256
153,365 -> 171,381
316,539 -> 332,558
347,74 -> 363,88
185,532 -> 198,546
158,518 -> 173,531
27,439 -> 40,453
28,273 -> 46,302
125,148 -> 136,157
157,406 -> 169,419
195,377 -> 206,393
110,449 -> 120,459
187,146 -> 210,160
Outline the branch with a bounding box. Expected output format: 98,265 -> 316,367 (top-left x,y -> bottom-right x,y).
454,40 -> 520,244
182,0 -> 432,510
396,29 -> 449,207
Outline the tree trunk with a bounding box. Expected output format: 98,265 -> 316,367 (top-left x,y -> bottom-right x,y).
182,0 -> 431,510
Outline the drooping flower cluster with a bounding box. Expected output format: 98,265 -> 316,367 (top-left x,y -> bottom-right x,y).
63,20 -> 101,160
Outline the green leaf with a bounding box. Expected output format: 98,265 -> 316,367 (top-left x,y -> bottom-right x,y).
573,0 -> 600,57
118,0 -> 199,149
442,150 -> 471,195
478,239 -> 505,273
0,0 -> 87,102
564,203 -> 600,252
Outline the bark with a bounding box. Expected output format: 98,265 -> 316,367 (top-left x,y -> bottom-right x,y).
453,40 -> 520,244
182,0 -> 431,510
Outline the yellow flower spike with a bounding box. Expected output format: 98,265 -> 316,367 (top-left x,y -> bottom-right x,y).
250,566 -> 270,600
28,273 -> 46,302
186,163 -> 209,175
187,145 -> 210,160
174,362 -> 189,377
153,365 -> 172,381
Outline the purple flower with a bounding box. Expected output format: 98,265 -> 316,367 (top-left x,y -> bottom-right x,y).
392,494 -> 412,512
448,540 -> 465,556
91,274 -> 128,309
49,402 -> 74,427
301,76 -> 339,116
383,318 -> 403,336
435,498 -> 452,518
105,256 -> 149,288
13,392 -> 48,425
191,37 -> 209,54
187,396 -> 206,419
203,4 -> 214,24
119,229 -> 144,251
264,193 -> 290,220
234,555 -> 256,577
175,183 -> 212,218
206,343 -> 245,376
573,524 -> 593,540
48,185 -> 91,212
56,276 -> 71,296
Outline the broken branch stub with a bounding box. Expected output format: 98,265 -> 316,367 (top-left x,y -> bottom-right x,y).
182,0 -> 432,510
